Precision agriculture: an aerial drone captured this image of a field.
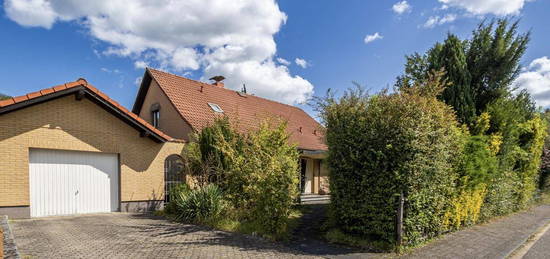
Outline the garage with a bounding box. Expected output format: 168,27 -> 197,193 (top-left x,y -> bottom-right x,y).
29,149 -> 119,217
0,79 -> 185,219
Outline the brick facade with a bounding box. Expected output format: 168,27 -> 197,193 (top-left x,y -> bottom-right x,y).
0,95 -> 184,215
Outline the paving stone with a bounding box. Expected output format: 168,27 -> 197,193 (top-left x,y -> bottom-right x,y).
11,213 -> 320,259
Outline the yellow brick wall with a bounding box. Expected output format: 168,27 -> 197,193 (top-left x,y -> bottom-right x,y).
0,95 -> 184,207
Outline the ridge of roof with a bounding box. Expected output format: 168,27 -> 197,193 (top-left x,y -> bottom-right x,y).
0,78 -> 184,143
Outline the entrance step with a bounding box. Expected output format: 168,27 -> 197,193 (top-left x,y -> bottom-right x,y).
300,194 -> 330,204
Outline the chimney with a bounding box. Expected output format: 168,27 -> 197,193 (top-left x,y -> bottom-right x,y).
209,75 -> 225,88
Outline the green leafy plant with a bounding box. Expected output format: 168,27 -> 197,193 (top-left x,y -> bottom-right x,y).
179,117 -> 300,238
171,184 -> 226,224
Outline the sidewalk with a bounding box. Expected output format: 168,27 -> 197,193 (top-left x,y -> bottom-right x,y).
401,205 -> 550,259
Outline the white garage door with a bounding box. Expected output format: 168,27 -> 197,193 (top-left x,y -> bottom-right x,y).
29,149 -> 119,217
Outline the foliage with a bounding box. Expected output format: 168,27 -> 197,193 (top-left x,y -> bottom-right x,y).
179,117 -> 300,238
317,64 -> 546,249
0,93 -> 10,100
214,119 -> 300,236
170,183 -> 226,224
397,19 -> 530,125
540,110 -> 550,192
443,135 -> 497,229
315,70 -> 463,246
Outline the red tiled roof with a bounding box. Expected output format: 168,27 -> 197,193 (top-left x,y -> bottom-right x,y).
147,68 -> 327,151
0,79 -> 181,143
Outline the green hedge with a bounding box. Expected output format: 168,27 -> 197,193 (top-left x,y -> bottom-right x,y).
318,71 -> 463,246
317,70 -> 547,248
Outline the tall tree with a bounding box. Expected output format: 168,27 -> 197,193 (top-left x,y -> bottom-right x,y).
397,19 -> 530,125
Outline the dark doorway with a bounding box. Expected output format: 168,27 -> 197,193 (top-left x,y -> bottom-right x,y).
300,159 -> 307,193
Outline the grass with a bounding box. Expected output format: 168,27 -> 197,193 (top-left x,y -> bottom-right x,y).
535,190 -> 550,205
209,207 -> 304,241
324,228 -> 395,252
160,206 -> 305,241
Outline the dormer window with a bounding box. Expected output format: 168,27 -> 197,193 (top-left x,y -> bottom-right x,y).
151,103 -> 161,128
208,102 -> 224,113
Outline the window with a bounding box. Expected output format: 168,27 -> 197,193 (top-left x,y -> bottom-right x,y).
164,155 -> 184,203
151,103 -> 161,128
152,110 -> 160,128
208,102 -> 224,113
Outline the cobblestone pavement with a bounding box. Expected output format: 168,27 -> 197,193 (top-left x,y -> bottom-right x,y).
401,205 -> 550,259
11,213 -> 322,259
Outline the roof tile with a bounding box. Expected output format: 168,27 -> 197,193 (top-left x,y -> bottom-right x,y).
52,84 -> 67,92
27,91 -> 42,99
0,98 -> 15,107
40,88 -> 54,95
12,95 -> 29,103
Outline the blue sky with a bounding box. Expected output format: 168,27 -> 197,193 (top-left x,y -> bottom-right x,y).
1,0 -> 549,116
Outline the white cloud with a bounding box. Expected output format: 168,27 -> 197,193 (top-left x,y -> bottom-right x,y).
295,58 -> 309,68
392,1 -> 411,14
134,61 -> 148,69
134,76 -> 143,87
438,0 -> 531,15
100,67 -> 121,74
512,57 -> 550,107
276,57 -> 291,66
364,32 -> 383,44
204,60 -> 313,104
423,14 -> 457,28
4,0 -> 313,105
4,0 -> 57,28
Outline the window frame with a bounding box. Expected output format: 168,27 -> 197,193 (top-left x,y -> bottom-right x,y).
150,103 -> 161,128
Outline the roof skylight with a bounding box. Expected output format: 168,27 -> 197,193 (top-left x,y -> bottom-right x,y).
208,102 -> 224,113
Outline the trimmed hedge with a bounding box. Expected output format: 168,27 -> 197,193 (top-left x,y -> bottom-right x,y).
317,71 -> 463,245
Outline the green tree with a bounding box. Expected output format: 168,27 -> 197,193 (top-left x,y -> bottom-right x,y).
398,19 -> 530,125
0,93 -> 10,100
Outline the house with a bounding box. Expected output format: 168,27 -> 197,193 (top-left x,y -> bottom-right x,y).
0,79 -> 185,218
0,69 -> 328,219
132,68 -> 329,195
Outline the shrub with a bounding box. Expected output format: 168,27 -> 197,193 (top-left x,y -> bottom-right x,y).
444,135 -> 497,229
316,70 -> 463,246
215,120 -> 300,236
181,118 -> 300,237
171,184 -> 226,224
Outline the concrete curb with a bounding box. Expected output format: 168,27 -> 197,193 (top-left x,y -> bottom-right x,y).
1,215 -> 21,259
506,218 -> 550,259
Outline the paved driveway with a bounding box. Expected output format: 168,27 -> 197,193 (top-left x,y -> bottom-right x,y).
11,213 -> 320,259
